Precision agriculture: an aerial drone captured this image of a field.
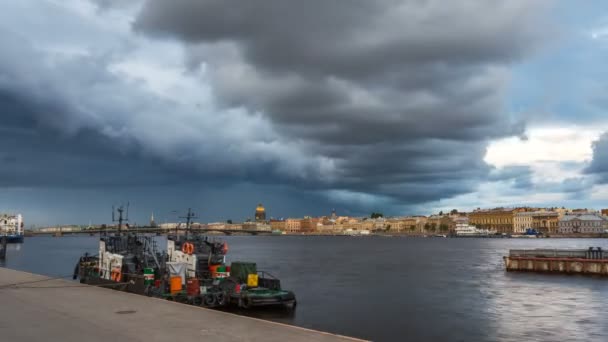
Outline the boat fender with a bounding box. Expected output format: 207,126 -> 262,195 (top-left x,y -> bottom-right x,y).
241,295 -> 252,309
204,293 -> 216,307
72,263 -> 80,280
221,242 -> 228,254
216,292 -> 228,306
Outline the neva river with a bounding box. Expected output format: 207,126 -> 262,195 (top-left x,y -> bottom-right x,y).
3,236 -> 608,342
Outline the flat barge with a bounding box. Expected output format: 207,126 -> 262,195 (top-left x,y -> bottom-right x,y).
504,247 -> 608,275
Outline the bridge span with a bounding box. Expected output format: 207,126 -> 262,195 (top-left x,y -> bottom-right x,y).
26,227 -> 275,237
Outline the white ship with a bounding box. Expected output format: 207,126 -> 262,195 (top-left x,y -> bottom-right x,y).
454,223 -> 493,237
0,213 -> 24,243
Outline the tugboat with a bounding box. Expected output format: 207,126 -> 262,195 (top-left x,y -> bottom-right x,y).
75,206 -> 296,310
152,208 -> 296,309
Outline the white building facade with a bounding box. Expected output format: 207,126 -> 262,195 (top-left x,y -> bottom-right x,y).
558,214 -> 608,234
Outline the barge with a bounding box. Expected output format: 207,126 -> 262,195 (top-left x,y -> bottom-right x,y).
504,247 -> 608,275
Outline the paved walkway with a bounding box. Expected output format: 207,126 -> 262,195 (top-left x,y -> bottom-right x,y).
0,267 -> 366,342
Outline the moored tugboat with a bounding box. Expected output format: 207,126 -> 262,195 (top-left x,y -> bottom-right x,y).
75,207 -> 296,311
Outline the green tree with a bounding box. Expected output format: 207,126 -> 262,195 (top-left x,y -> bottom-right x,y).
439,211 -> 444,216
450,209 -> 458,215
409,225 -> 416,232
371,212 -> 384,219
227,219 -> 233,224
385,224 -> 391,231
439,224 -> 449,232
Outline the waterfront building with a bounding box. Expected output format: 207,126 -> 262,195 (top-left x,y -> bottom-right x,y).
400,217 -> 422,233
386,218 -> 407,232
469,208 -> 522,234
513,212 -> 533,233
270,219 -> 286,231
558,213 -> 608,234
553,208 -> 570,219
285,218 -> 301,233
299,218 -> 320,233
531,211 -> 559,234
226,223 -> 243,230
255,203 -> 266,222
426,215 -> 453,233
513,211 -> 559,234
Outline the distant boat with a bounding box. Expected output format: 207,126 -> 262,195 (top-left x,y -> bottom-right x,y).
1,213 -> 24,243
453,224 -> 493,237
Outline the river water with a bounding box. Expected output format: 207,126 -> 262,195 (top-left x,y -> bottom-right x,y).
2,236 -> 608,342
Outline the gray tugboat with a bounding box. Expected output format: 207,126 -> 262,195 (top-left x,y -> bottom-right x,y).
75,206 -> 296,310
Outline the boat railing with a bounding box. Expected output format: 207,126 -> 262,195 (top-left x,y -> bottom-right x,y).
509,248 -> 606,259
257,270 -> 281,290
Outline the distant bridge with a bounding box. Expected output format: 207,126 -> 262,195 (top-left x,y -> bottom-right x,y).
26,227 -> 275,237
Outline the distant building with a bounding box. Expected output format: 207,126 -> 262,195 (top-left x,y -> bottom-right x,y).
270,219 -> 286,231
255,203 -> 266,222
285,218 -> 301,233
558,213 -> 608,234
300,218 -> 320,233
514,211 -> 559,234
425,215 -> 454,233
469,208 -> 523,234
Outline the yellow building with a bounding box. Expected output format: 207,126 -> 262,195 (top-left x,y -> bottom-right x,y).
270,220 -> 286,231
285,218 -> 302,233
469,208 -> 522,234
514,210 -> 560,234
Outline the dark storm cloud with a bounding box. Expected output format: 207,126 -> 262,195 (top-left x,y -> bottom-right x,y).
586,132 -> 608,183
132,0 -> 551,204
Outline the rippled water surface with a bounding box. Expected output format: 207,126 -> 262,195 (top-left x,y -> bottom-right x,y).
3,236 -> 608,342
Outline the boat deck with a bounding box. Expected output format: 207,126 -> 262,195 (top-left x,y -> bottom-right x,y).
0,267 -> 366,342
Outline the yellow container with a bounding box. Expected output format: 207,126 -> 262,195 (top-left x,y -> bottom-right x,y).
170,276 -> 182,294
247,274 -> 258,287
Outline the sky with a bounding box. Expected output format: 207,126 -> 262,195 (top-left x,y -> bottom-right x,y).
1,0 -> 608,226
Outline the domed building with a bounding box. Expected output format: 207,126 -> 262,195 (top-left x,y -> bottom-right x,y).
255,203 -> 266,222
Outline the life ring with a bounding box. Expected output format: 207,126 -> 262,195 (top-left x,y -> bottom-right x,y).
181,242 -> 194,255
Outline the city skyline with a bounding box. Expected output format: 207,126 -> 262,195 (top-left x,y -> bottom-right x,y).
2,1 -> 608,226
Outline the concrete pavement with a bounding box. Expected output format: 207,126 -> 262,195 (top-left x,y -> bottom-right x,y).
0,267 -> 367,342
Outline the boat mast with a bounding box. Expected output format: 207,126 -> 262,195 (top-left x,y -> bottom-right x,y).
179,208 -> 197,239
112,203 -> 129,236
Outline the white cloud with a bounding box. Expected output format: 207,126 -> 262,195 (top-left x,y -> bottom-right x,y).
485,125 -> 606,182
486,126 -> 602,166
